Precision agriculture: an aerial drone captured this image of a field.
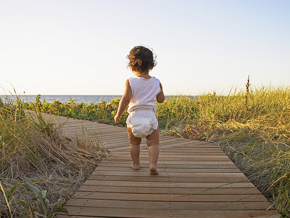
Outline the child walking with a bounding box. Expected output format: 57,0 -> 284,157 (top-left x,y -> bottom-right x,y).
114,46 -> 165,175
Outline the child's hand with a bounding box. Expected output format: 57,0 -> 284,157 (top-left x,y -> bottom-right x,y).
114,115 -> 121,123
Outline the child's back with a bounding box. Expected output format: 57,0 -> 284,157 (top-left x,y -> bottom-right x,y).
114,46 -> 165,175
128,76 -> 161,112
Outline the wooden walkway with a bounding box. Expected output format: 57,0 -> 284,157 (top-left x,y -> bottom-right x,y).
43,114 -> 280,218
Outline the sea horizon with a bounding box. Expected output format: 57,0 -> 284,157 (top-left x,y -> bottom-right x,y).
0,94 -> 197,104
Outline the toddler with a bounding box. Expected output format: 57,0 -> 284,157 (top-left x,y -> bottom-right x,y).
114,46 -> 165,175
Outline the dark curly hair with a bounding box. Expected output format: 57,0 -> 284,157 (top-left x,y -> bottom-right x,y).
127,46 -> 157,74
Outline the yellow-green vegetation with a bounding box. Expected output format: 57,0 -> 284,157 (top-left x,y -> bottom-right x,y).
24,85 -> 290,217
24,96 -> 128,126
161,87 -> 290,216
0,95 -> 106,217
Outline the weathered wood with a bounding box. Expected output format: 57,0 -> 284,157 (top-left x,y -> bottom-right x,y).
82,180 -> 255,188
100,160 -> 237,165
64,199 -> 275,210
98,162 -> 238,168
94,167 -> 241,173
58,207 -> 280,218
72,191 -> 267,202
77,185 -> 261,195
40,114 -> 279,218
87,175 -> 249,183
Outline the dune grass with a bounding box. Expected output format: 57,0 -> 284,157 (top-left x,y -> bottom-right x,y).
0,95 -> 106,217
21,85 -> 290,216
158,86 -> 290,216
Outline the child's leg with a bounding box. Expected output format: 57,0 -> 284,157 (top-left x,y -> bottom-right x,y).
146,128 -> 159,175
127,128 -> 141,170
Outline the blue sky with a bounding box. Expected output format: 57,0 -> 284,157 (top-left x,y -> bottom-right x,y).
1,0 -> 289,95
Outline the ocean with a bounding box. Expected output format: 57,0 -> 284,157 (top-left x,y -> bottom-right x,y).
0,95 -> 123,104
0,95 -> 196,104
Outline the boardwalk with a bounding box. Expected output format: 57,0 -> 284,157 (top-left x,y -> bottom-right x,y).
44,114 -> 280,218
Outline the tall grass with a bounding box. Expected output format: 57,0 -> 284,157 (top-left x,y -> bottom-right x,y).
159,86 -> 290,216
23,85 -> 290,216
0,95 -> 106,217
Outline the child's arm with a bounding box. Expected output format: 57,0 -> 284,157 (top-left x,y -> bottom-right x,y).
114,79 -> 132,123
157,82 -> 165,103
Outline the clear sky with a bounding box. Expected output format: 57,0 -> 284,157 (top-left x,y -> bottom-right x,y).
1,0 -> 289,95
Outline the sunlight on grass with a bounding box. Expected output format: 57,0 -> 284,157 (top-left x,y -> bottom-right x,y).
6,84 -> 290,216
0,94 -> 106,217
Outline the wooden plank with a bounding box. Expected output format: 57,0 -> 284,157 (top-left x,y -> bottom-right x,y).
82,180 -> 255,188
77,185 -> 261,195
99,161 -> 238,168
72,191 -> 267,202
109,156 -> 231,161
116,152 -> 227,156
91,171 -> 247,178
164,143 -> 220,148
94,167 -> 241,173
64,199 -> 275,210
100,160 -> 236,165
113,149 -> 225,153
98,162 -> 238,169
61,207 -> 280,218
87,175 -> 249,183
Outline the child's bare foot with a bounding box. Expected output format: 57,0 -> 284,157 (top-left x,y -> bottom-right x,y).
149,165 -> 158,175
131,163 -> 140,170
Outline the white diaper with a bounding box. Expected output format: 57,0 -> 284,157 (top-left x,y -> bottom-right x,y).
126,107 -> 158,138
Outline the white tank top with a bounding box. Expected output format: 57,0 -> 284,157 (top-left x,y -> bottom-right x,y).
128,76 -> 161,112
